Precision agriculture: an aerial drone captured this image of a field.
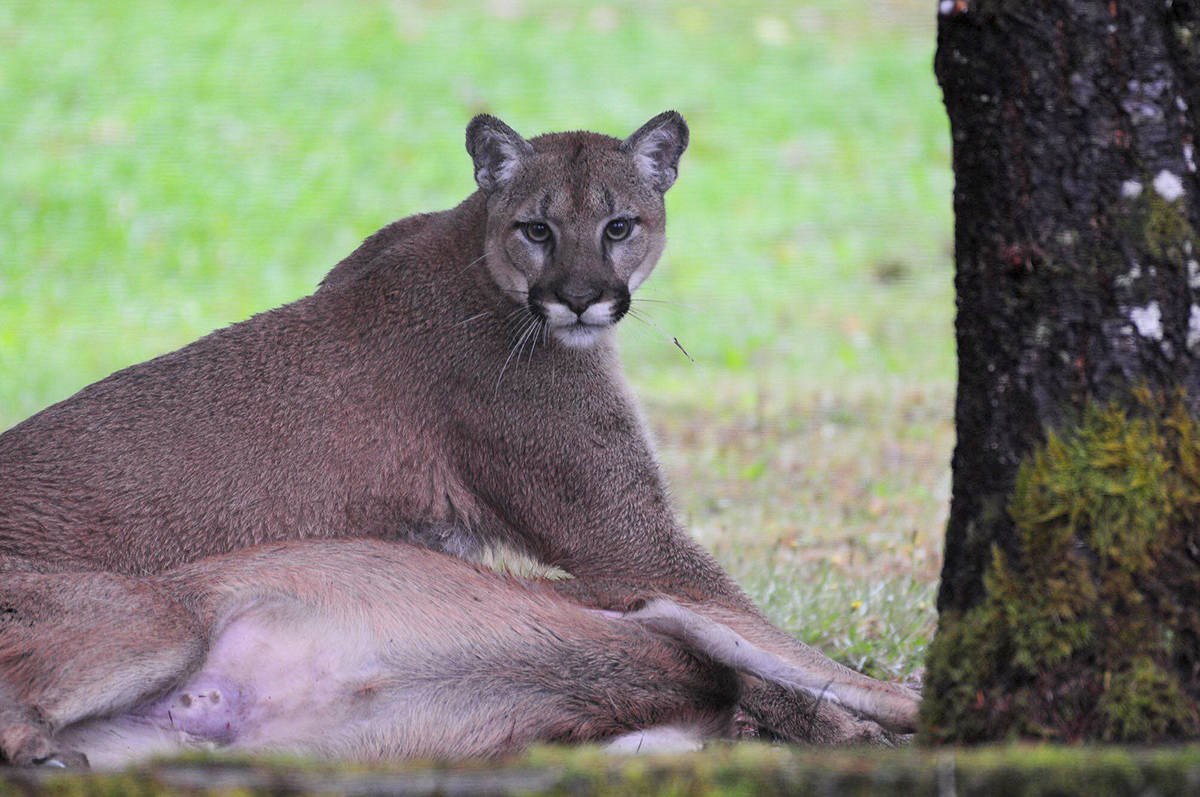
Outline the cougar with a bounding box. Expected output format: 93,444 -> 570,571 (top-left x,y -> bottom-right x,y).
0,112 -> 919,765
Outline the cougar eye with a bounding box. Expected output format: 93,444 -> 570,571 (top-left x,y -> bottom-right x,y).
523,222 -> 552,243
604,218 -> 633,241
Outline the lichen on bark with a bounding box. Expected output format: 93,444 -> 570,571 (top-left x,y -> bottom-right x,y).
922,393 -> 1200,743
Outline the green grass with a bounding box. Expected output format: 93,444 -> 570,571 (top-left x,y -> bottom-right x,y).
653,385 -> 949,680
0,1 -> 953,680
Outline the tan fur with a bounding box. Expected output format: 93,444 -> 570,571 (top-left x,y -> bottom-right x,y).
0,113 -> 918,763
5,540 -> 743,767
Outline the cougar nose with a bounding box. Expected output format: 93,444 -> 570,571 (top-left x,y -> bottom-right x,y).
555,285 -> 602,316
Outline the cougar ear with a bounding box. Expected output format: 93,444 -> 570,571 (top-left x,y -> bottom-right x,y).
621,111 -> 689,193
465,114 -> 534,193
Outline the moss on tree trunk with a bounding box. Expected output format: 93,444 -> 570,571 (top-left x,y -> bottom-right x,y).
924,396 -> 1200,741
928,0 -> 1200,742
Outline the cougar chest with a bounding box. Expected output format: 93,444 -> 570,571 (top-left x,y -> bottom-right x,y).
344,447 -> 484,559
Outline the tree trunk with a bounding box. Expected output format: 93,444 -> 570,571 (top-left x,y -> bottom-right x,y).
925,0 -> 1200,742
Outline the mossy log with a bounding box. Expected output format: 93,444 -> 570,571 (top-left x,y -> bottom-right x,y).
930,0 -> 1200,742
3,745 -> 1200,796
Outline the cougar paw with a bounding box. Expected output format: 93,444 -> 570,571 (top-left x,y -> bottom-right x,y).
845,716 -> 906,747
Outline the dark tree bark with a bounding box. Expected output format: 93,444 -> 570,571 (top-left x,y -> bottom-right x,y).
926,0 -> 1200,741
936,0 -> 1200,613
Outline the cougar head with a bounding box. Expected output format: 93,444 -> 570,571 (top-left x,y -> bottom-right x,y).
466,111 -> 689,348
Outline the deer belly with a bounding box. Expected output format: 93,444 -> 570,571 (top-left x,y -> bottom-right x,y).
60,606 -> 388,768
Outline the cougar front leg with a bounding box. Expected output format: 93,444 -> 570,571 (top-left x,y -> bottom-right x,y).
547,575 -> 916,741
556,571 -> 917,740
464,383 -> 920,739
662,597 -> 917,740
0,568 -> 205,767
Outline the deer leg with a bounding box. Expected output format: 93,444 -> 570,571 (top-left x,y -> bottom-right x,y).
382,605 -> 742,758
0,567 -> 205,767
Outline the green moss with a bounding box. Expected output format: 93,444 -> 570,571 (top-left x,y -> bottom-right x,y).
922,395 -> 1200,744
1143,191 -> 1199,266
1099,657 -> 1195,742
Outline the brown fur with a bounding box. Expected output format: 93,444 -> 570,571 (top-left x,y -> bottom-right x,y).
0,113 -> 918,760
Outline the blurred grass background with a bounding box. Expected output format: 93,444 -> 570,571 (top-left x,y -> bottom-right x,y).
0,0 -> 952,680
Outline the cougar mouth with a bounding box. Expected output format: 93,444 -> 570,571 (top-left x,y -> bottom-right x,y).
536,308 -> 613,348
550,319 -> 609,348
529,293 -> 629,348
